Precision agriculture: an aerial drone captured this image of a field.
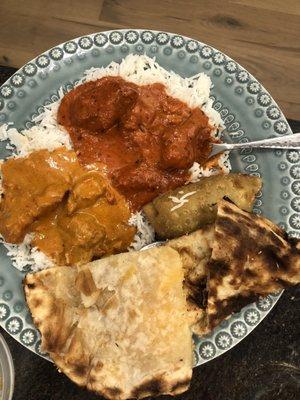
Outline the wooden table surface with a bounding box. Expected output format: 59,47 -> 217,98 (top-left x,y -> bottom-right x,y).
0,0 -> 299,120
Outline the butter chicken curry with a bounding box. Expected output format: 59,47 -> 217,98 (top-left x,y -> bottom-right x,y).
0,148 -> 135,265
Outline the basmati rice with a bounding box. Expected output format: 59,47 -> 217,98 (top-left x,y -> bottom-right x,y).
188,151 -> 231,183
0,54 -> 229,271
0,233 -> 54,272
128,212 -> 155,251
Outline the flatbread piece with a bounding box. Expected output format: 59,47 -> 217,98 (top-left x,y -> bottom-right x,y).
165,225 -> 214,333
206,200 -> 300,330
24,247 -> 193,400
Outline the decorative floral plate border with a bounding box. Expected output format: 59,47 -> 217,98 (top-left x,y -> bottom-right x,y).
0,29 -> 298,365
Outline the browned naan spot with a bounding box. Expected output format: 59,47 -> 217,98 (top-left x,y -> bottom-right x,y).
132,378 -> 162,398
185,277 -> 207,309
105,387 -> 122,398
43,329 -> 52,343
209,293 -> 259,329
73,363 -> 89,377
288,237 -> 300,246
75,267 -> 98,297
32,298 -> 42,308
217,216 -> 241,236
171,378 -> 191,393
274,277 -> 292,288
261,245 -> 287,271
209,260 -> 230,277
26,282 -> 35,290
232,244 -> 245,262
221,204 -> 235,214
244,268 -> 257,278
214,231 -> 226,241
177,246 -> 192,258
93,361 -> 104,372
42,301 -> 76,353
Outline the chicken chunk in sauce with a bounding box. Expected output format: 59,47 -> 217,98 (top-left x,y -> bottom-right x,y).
0,148 -> 135,265
0,149 -> 75,243
58,76 -> 216,210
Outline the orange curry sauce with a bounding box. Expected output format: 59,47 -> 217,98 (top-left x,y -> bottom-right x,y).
58,76 -> 214,211
0,148 -> 135,266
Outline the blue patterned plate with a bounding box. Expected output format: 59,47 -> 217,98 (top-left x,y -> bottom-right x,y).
0,30 -> 298,364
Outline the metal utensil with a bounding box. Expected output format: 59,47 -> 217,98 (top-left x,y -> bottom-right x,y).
210,132 -> 300,157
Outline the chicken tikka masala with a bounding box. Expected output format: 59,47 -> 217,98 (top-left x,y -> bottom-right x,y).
58,76 -> 215,210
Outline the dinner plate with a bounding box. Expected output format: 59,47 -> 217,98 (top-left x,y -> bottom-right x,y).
0,29 -> 298,365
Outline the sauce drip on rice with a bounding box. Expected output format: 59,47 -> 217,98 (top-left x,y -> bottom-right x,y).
58,76 -> 215,210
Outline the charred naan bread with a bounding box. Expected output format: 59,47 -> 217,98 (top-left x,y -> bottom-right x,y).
206,200 -> 300,331
165,225 -> 214,333
143,173 -> 262,239
24,247 -> 193,400
162,200 -> 300,335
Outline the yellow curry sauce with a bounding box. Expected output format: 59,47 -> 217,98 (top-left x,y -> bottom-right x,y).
0,148 -> 135,265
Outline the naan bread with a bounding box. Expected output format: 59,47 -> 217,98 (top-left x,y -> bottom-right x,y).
206,200 -> 300,330
24,247 -> 193,400
163,200 -> 300,336
165,225 -> 214,333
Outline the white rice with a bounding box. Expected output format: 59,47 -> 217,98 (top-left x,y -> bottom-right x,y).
188,151 -> 231,183
0,234 -> 54,272
0,54 -> 229,271
128,212 -> 155,251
